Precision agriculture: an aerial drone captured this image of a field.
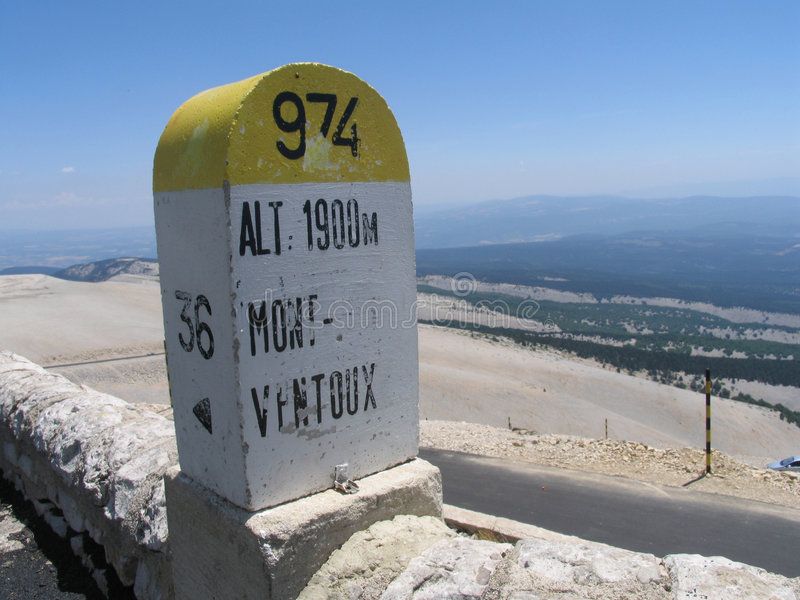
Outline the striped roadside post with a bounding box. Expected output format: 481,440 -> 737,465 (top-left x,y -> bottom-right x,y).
705,368 -> 712,474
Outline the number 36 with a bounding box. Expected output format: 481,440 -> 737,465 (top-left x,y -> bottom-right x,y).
175,291 -> 214,360
273,92 -> 359,160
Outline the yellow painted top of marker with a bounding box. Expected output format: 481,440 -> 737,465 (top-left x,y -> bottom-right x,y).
154,63 -> 410,192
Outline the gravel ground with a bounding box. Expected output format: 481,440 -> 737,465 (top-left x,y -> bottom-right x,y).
0,476 -> 102,599
421,420 -> 800,509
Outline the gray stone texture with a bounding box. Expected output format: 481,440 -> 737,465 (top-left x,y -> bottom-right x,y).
665,554 -> 800,600
483,537 -> 670,600
0,352 -> 174,599
381,537 -> 512,599
164,458 -> 443,600
300,515 -> 455,600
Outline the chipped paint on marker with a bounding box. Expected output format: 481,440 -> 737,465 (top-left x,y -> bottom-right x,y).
303,133 -> 339,172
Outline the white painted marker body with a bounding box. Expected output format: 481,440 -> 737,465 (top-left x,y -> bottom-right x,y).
154,63 -> 417,510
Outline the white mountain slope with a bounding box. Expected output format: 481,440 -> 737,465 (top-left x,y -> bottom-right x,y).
0,274 -> 797,465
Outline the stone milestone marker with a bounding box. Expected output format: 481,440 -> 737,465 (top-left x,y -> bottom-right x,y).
153,63 -> 418,511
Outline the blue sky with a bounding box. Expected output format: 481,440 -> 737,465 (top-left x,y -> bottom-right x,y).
1,1 -> 798,229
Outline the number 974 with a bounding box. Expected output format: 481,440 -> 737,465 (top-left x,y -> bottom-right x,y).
273,92 -> 359,160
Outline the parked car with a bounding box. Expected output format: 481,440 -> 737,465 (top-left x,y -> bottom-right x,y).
767,456 -> 800,472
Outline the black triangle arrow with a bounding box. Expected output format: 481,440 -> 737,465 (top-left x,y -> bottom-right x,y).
193,398 -> 213,434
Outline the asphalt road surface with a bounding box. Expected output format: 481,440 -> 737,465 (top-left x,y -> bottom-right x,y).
419,448 -> 800,577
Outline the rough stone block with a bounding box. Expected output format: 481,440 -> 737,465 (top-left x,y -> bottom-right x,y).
300,514 -> 456,600
513,538 -> 664,585
483,538 -> 670,600
664,554 -> 800,600
382,537 -> 512,599
165,458 -> 442,600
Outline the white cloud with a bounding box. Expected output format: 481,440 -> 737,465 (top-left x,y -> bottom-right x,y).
61,166 -> 75,173
1,191 -> 109,210
51,191 -> 108,207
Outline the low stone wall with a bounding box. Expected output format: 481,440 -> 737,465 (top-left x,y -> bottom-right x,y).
2,350 -> 798,600
0,352 -> 174,599
305,511 -> 800,599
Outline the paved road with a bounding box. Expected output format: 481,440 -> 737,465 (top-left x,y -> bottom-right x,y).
419,448 -> 800,577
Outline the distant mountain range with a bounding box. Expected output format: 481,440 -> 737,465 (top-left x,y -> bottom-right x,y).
55,257 -> 159,282
2,195 -> 798,312
1,258 -> 158,282
1,197 -> 796,269
415,195 -> 800,248
417,231 -> 800,314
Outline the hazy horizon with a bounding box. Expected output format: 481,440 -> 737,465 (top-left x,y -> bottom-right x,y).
0,189 -> 798,232
1,193 -> 797,272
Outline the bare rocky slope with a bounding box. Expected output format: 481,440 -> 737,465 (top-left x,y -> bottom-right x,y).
418,326 -> 800,467
1,273 -> 798,471
55,258 -> 159,283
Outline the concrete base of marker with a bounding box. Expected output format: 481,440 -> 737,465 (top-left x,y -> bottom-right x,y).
164,458 -> 442,600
